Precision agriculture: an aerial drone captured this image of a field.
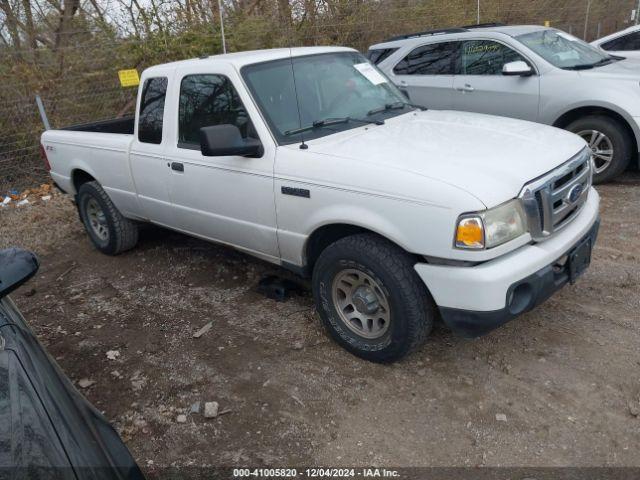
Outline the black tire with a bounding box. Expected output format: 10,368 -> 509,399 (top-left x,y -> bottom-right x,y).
312,233 -> 434,363
566,115 -> 632,184
77,181 -> 139,255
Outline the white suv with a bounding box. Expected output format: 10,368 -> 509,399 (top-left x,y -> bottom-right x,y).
592,25 -> 640,60
369,24 -> 640,183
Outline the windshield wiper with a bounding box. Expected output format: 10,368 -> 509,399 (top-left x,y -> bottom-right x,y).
565,57 -> 616,70
367,101 -> 426,116
284,117 -> 384,136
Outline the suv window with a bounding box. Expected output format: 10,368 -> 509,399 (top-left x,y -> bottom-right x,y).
460,40 -> 525,75
602,31 -> 640,51
367,48 -> 399,65
393,42 -> 458,75
178,74 -> 252,148
138,77 -> 168,144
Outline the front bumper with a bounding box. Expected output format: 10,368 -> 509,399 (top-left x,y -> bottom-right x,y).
415,187 -> 600,338
440,219 -> 598,337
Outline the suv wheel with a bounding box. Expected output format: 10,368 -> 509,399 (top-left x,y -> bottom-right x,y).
566,115 -> 632,184
312,233 -> 434,363
77,181 -> 139,255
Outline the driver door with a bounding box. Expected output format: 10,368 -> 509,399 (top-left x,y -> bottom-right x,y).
452,39 -> 540,121
164,65 -> 279,261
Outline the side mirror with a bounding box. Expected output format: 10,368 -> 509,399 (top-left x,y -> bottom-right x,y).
199,124 -> 264,158
502,60 -> 533,76
0,248 -> 39,298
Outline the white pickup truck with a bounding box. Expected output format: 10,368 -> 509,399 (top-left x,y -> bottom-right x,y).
41,46 -> 600,362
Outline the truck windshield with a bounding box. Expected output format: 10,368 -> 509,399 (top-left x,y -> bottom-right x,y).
516,29 -> 616,70
242,51 -> 412,144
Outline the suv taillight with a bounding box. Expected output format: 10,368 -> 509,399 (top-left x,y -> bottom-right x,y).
40,144 -> 51,171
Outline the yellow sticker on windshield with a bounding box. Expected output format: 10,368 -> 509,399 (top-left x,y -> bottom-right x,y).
118,69 -> 140,87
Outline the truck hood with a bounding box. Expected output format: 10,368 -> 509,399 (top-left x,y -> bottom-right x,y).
307,110 -> 586,207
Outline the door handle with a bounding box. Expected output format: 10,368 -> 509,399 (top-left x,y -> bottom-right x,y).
171,162 -> 184,172
456,84 -> 475,93
399,80 -> 408,86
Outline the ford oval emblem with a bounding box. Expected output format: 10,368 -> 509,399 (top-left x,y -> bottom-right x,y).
567,184 -> 583,204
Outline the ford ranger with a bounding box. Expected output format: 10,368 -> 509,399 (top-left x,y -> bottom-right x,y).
41,47 -> 600,362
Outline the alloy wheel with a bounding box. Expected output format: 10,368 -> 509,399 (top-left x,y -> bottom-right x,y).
331,268 -> 391,339
577,129 -> 614,175
86,198 -> 109,241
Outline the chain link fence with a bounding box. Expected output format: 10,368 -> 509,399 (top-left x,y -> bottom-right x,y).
0,0 -> 635,192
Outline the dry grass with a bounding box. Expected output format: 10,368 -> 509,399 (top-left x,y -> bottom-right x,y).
0,191 -> 83,255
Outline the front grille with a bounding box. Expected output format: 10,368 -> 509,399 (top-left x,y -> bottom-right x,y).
519,148 -> 592,241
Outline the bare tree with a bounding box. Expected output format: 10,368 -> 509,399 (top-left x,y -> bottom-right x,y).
21,0 -> 37,51
0,0 -> 23,53
53,0 -> 80,50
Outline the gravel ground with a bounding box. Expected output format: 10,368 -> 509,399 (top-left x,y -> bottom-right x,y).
1,173 -> 639,471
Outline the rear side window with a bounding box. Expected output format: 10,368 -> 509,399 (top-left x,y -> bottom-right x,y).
138,77 -> 168,144
601,31 -> 640,51
461,40 -> 526,75
367,48 -> 399,64
178,74 -> 251,148
393,42 -> 459,75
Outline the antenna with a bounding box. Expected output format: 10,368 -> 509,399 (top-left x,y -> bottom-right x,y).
288,47 -> 307,149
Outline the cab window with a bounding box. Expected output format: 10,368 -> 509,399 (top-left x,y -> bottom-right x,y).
393,42 -> 459,75
138,77 -> 168,144
460,40 -> 526,75
178,74 -> 254,148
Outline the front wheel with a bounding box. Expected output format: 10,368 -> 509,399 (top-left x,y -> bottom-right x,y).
566,115 -> 632,184
77,181 -> 139,255
312,234 -> 434,363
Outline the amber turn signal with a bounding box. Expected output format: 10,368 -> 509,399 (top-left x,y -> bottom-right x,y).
455,217 -> 484,249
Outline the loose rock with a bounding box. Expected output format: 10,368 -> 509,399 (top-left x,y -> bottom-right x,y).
78,378 -> 95,389
193,321 -> 213,338
176,414 -> 187,423
204,401 -> 219,418
106,350 -> 120,360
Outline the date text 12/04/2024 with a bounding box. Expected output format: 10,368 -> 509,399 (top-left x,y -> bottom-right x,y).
232,468 -> 400,478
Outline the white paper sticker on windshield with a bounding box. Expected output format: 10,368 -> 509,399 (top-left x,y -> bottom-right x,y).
354,63 -> 387,85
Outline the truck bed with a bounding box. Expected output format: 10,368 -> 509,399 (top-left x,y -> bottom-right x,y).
62,116 -> 134,135
42,120 -> 137,213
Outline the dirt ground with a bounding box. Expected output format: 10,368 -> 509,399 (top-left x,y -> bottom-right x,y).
1,173 -> 640,471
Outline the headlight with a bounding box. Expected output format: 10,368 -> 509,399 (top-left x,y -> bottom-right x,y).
455,199 -> 527,250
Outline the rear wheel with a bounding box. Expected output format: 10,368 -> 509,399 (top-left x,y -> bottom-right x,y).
566,115 -> 632,184
77,181 -> 138,255
312,233 -> 434,363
